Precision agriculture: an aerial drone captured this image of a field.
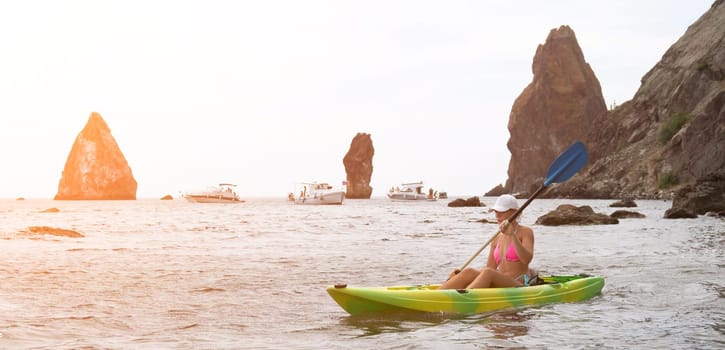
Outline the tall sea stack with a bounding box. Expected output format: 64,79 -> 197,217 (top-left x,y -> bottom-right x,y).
54,112 -> 137,200
343,133 -> 374,198
502,25 -> 607,195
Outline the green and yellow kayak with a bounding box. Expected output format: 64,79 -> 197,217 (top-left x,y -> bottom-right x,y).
327,275 -> 604,315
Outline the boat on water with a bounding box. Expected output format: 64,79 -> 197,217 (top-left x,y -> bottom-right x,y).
387,181 -> 437,201
183,183 -> 245,203
327,274 -> 604,315
293,182 -> 345,205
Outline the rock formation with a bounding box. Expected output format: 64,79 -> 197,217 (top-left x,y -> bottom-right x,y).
500,25 -> 607,195
610,210 -> 645,219
25,226 -> 84,238
343,133 -> 374,198
547,1 -> 724,200
609,199 -> 637,208
54,112 -> 137,200
535,204 -> 618,226
663,207 -> 698,219
485,184 -> 506,197
670,173 -> 725,215
447,196 -> 484,207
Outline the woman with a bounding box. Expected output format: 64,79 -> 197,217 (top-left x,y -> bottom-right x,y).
440,194 -> 535,289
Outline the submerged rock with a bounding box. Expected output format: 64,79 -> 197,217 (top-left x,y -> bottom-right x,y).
448,197 -> 483,207
610,199 -> 637,207
536,204 -> 618,226
610,210 -> 645,219
54,112 -> 137,200
25,226 -> 84,238
664,208 -> 698,219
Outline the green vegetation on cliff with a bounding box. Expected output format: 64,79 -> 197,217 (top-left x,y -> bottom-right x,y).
659,172 -> 679,189
658,112 -> 689,145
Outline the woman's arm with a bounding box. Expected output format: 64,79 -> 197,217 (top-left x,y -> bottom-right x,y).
509,227 -> 534,265
485,235 -> 498,269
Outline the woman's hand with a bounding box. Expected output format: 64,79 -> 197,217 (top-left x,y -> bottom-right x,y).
447,269 -> 461,280
499,220 -> 515,235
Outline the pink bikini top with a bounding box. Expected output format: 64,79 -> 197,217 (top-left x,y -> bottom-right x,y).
493,240 -> 520,264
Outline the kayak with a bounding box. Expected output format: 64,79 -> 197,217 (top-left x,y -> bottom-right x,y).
327,275 -> 604,315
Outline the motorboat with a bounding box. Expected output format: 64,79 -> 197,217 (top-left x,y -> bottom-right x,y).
183,183 -> 245,203
387,181 -> 437,201
293,182 -> 345,205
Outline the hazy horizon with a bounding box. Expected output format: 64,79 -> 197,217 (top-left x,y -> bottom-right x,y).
0,1 -> 714,199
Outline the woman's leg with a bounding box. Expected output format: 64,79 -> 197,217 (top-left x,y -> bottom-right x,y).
467,268 -> 523,289
439,268 -> 479,290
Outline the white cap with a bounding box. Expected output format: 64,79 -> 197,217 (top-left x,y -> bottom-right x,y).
489,194 -> 519,212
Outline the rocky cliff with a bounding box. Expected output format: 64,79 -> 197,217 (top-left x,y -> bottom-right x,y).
494,1 -> 724,202
54,112 -> 137,200
343,133 -> 374,198
500,25 -> 607,196
549,0 -> 724,200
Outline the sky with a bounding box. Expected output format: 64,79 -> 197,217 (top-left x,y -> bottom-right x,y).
0,0 -> 715,198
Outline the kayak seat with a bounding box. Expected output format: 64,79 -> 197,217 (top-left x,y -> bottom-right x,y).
527,274 -> 544,286
525,268 -> 543,286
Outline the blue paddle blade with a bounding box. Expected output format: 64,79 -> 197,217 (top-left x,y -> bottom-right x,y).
544,141 -> 588,186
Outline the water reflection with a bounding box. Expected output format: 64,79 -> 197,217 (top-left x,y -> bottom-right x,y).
477,311 -> 534,339
339,312 -> 454,337
338,309 -> 535,340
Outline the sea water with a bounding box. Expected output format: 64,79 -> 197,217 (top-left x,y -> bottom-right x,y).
0,197 -> 722,349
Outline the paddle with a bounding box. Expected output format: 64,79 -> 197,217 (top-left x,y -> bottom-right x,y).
457,141 -> 588,272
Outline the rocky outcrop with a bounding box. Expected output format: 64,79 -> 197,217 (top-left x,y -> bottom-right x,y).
669,173 -> 725,215
448,196 -> 484,207
485,184 -> 506,197
343,133 -> 374,198
54,112 -> 137,200
25,226 -> 84,238
610,199 -> 637,208
664,208 -> 698,219
535,204 -> 619,226
610,210 -> 645,219
501,25 -> 607,195
549,1 -> 725,199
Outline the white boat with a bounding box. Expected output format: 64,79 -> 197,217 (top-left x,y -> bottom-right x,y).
387,181 -> 437,201
293,182 -> 345,205
183,183 -> 245,203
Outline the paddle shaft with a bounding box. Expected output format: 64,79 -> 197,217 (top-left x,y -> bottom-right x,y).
457,183 -> 547,271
